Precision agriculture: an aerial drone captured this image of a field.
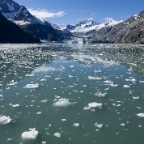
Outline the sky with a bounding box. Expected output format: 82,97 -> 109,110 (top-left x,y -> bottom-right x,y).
15,0 -> 144,26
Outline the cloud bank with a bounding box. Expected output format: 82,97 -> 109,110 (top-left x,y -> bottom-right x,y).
28,8 -> 66,20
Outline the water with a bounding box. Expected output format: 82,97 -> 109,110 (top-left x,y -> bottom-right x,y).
0,43 -> 144,144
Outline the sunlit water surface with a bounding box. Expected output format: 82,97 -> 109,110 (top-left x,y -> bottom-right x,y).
0,43 -> 144,144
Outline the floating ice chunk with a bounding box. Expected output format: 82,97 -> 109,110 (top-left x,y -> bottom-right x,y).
94,70 -> 102,73
21,128 -> 38,140
41,99 -> 48,103
68,75 -> 73,78
125,77 -> 136,83
40,79 -> 46,82
95,122 -> 103,128
123,85 -> 130,88
133,96 -> 139,100
55,77 -> 63,81
0,115 -> 12,125
12,104 -> 20,108
95,92 -> 107,97
139,81 -> 144,83
32,66 -> 59,73
110,83 -> 118,87
136,113 -> 144,118
84,102 -> 102,110
53,98 -> 71,107
7,80 -> 18,86
73,123 -> 80,127
103,80 -> 113,84
88,76 -> 102,80
0,94 -> 3,98
54,132 -> 61,138
88,102 -> 102,108
24,83 -> 39,89
25,74 -> 35,77
128,63 -> 137,66
42,141 -> 47,144
120,123 -> 125,127
37,111 -> 42,115
61,119 -> 67,122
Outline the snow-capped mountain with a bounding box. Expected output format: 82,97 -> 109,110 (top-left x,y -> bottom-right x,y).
88,10 -> 144,44
66,18 -> 122,34
0,0 -> 72,41
0,0 -> 40,24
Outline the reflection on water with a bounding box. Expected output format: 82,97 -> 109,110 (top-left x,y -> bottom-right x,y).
0,43 -> 144,144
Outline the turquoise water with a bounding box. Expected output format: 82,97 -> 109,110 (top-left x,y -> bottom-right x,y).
0,44 -> 144,144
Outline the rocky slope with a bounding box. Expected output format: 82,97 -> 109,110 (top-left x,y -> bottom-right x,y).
0,12 -> 40,43
88,11 -> 144,44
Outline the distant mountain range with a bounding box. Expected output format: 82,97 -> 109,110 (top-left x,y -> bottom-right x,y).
0,0 -> 144,44
66,18 -> 122,36
65,11 -> 144,44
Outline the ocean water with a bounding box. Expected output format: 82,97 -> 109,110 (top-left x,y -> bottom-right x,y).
0,43 -> 144,144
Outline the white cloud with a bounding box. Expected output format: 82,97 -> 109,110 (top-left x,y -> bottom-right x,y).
28,8 -> 66,20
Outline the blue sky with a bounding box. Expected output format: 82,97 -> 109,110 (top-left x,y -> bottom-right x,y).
15,0 -> 144,25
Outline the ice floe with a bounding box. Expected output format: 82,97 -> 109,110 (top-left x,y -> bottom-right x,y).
95,92 -> 107,97
7,80 -> 18,86
123,85 -> 130,88
12,104 -> 20,108
136,113 -> 144,118
32,66 -> 60,73
73,123 -> 80,127
41,99 -> 48,103
132,96 -> 139,100
88,76 -> 102,80
84,102 -> 102,110
21,128 -> 38,140
95,122 -> 103,128
0,115 -> 12,125
53,98 -> 71,107
24,83 -> 39,89
54,132 -> 61,138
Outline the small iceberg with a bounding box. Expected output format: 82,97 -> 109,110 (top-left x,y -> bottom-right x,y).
0,115 -> 12,125
24,83 -> 39,89
21,128 -> 38,140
